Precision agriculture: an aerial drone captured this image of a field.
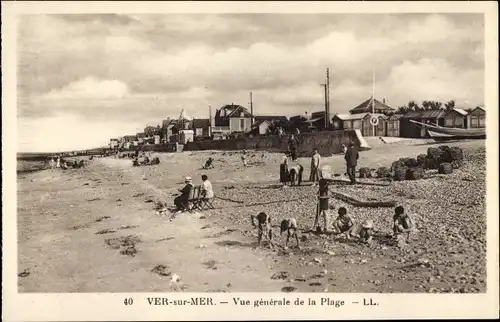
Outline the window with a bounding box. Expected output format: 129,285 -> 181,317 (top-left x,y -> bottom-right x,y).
479,116 -> 486,127
240,119 -> 245,130
470,116 -> 479,128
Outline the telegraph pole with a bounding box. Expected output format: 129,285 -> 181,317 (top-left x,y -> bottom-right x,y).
250,92 -> 254,127
372,69 -> 375,137
326,68 -> 330,129
208,105 -> 212,137
321,84 -> 328,129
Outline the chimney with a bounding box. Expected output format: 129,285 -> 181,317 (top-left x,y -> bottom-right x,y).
383,98 -> 386,104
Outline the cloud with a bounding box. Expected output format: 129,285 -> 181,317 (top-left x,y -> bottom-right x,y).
17,113 -> 146,153
382,58 -> 484,107
16,13 -> 485,152
39,77 -> 129,101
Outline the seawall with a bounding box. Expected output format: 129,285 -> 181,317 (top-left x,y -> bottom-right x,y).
184,129 -> 369,156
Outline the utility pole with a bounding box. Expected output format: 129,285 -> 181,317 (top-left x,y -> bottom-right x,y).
250,92 -> 254,127
321,84 -> 328,129
208,105 -> 212,137
326,68 -> 330,129
372,69 -> 375,137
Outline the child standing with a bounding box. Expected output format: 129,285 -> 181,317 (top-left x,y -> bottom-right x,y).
241,149 -> 248,167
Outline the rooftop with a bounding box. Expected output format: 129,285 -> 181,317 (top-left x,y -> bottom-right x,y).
349,97 -> 395,114
400,110 -> 447,119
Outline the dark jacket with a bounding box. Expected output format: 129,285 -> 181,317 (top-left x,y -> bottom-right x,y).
179,183 -> 193,200
345,146 -> 359,167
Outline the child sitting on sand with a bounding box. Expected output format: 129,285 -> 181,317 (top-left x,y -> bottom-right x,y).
333,207 -> 354,238
349,220 -> 374,243
203,157 -> 214,169
393,206 -> 414,242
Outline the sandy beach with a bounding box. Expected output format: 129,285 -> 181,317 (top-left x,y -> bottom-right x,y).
17,139 -> 486,293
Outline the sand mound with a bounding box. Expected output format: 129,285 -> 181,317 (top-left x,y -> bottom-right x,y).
97,157 -> 133,169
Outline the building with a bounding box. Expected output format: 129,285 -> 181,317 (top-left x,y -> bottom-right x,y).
109,138 -> 119,149
191,118 -> 211,139
443,108 -> 468,128
331,112 -> 387,137
349,97 -> 395,115
305,111 -> 328,131
123,135 -> 138,142
137,132 -> 146,144
385,114 -> 402,137
214,104 -> 254,133
289,112 -> 311,133
252,115 -> 289,134
254,115 -> 288,123
468,106 -> 486,128
399,110 -> 447,138
248,120 -> 272,136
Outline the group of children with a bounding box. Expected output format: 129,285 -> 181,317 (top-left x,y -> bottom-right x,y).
251,205 -> 414,249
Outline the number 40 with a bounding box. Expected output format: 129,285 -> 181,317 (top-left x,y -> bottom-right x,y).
124,298 -> 134,305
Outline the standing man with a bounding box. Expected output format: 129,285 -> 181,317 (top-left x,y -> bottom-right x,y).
280,151 -> 289,185
309,148 -> 321,186
288,135 -> 298,161
241,149 -> 248,167
345,142 -> 359,184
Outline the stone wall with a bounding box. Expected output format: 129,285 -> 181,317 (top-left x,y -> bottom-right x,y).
184,129 -> 365,156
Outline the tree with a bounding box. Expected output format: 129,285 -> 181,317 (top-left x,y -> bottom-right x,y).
397,106 -> 409,114
266,120 -> 289,135
431,101 -> 443,110
421,100 -> 443,110
421,100 -> 431,110
408,100 -> 421,111
144,125 -> 162,137
444,100 -> 456,110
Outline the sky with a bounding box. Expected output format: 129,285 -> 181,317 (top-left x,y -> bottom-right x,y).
17,13 -> 485,152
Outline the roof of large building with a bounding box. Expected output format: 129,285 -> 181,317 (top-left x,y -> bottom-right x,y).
333,112 -> 388,121
216,104 -> 252,118
453,108 -> 468,116
192,118 -> 210,128
400,109 -> 447,119
470,106 -> 486,114
349,97 -> 395,114
254,115 -> 288,122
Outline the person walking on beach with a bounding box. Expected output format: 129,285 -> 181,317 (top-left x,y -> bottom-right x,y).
344,142 -> 359,184
288,135 -> 298,161
49,157 -> 55,169
309,148 -> 321,186
280,151 -> 289,185
241,149 -> 248,167
56,156 -> 61,168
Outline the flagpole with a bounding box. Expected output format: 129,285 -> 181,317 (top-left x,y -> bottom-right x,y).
372,69 -> 375,137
